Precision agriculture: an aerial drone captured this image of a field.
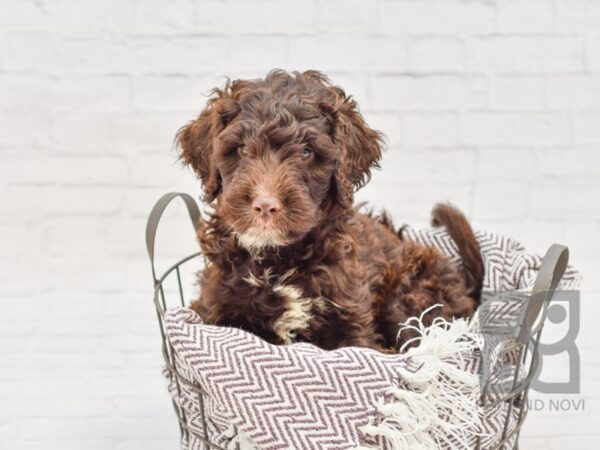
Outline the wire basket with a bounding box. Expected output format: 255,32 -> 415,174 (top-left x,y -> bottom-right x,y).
146,192 -> 569,450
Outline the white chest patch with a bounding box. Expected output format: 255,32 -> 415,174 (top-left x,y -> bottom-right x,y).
243,268 -> 326,344
272,284 -> 314,344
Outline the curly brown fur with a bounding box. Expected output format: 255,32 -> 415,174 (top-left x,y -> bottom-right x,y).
177,70 -> 484,352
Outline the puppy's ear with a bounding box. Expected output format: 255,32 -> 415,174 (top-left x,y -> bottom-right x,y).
323,87 -> 383,208
176,87 -> 240,203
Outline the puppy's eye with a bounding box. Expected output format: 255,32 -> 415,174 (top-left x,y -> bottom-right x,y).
300,147 -> 314,160
237,146 -> 248,157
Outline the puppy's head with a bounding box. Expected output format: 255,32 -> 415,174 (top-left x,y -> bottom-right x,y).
177,70 -> 382,252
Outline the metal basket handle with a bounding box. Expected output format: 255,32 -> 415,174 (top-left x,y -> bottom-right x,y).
145,192 -> 201,282
517,243 -> 569,343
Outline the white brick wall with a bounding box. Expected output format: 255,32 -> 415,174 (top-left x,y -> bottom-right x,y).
1,0 -> 598,448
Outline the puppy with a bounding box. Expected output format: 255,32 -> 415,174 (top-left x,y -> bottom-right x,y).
177,70 -> 484,352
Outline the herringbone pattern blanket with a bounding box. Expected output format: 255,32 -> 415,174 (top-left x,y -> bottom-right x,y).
164,227 -> 581,449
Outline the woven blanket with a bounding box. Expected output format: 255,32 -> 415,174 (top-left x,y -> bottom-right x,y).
164,227 -> 581,450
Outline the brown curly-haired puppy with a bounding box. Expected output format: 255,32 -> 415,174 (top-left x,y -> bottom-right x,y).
177,70 -> 484,352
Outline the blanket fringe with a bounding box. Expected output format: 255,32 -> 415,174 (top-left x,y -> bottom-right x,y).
357,305 -> 483,450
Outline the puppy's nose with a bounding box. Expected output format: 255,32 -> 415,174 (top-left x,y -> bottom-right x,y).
252,195 -> 281,219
